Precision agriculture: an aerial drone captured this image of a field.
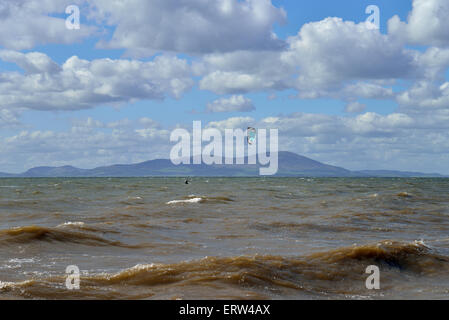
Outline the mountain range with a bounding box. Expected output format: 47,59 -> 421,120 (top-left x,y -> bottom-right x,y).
0,152 -> 444,178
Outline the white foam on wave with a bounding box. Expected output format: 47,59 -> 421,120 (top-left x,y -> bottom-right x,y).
166,197 -> 202,205
57,221 -> 85,228
0,280 -> 34,290
1,258 -> 38,270
414,239 -> 430,248
8,258 -> 36,264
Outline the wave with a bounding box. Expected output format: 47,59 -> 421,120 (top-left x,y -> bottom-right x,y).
166,197 -> 202,205
56,221 -> 85,228
78,241 -> 449,281
0,280 -> 35,290
251,221 -> 364,234
166,195 -> 234,205
307,240 -> 448,273
119,196 -> 145,205
85,241 -> 449,292
0,225 -> 149,249
3,240 -> 448,299
396,192 -> 412,198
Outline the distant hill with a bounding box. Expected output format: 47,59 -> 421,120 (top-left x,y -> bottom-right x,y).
0,172 -> 14,177
23,166 -> 91,177
0,152 -> 444,178
352,170 -> 443,178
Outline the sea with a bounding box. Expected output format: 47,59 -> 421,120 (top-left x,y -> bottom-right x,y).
0,177 -> 448,299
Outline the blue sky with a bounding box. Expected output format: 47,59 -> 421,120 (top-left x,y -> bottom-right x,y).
0,0 -> 449,174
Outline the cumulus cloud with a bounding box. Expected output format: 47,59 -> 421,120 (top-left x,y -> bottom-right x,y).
282,17 -> 417,98
196,50 -> 291,94
345,101 -> 366,113
0,50 -> 61,74
340,82 -> 395,101
197,18 -> 416,102
90,0 -> 286,56
397,81 -> 449,111
70,117 -> 136,131
206,116 -> 255,131
416,47 -> 449,81
395,47 -> 449,112
0,0 -> 95,50
388,0 -> 449,47
0,0 -> 286,55
206,95 -> 255,113
0,50 -> 194,111
0,108 -> 21,127
139,117 -> 161,128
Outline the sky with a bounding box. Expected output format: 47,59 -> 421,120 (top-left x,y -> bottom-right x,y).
0,0 -> 449,174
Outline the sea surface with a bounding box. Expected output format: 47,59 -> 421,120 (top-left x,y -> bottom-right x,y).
0,177 -> 448,299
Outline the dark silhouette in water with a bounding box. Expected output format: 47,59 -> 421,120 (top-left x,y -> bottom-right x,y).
185,178 -> 190,184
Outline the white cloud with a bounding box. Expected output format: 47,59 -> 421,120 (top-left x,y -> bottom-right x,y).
416,47 -> 449,81
197,50 -> 289,94
397,81 -> 449,111
0,0 -> 95,50
197,18 -> 416,101
70,117 -> 136,131
0,108 -> 20,127
282,17 -> 417,98
0,50 -> 61,74
345,101 -> 366,113
200,70 -> 275,94
345,112 -> 415,135
388,0 -> 449,47
396,47 -> 449,112
0,51 -> 194,111
206,95 -> 255,113
340,82 -> 395,101
206,116 -> 255,131
90,0 -> 286,56
139,117 -> 161,128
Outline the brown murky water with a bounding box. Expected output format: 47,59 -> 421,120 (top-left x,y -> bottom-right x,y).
0,177 -> 448,299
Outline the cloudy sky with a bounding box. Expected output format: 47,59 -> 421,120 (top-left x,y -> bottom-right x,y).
1,0 -> 449,174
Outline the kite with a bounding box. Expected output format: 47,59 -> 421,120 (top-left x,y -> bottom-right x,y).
247,127 -> 256,145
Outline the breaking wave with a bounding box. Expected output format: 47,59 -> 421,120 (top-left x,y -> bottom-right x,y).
0,225 -> 150,249
2,240 -> 448,299
166,195 -> 234,205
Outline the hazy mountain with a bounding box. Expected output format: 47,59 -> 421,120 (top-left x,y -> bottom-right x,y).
0,172 -> 14,177
352,170 -> 443,178
22,166 -> 91,177
0,152 -> 444,178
